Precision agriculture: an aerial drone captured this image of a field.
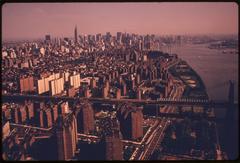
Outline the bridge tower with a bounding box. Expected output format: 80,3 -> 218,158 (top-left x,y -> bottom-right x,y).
225,80 -> 235,124
224,80 -> 237,159
74,100 -> 94,134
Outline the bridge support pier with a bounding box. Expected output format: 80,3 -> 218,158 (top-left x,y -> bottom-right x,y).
224,80 -> 237,159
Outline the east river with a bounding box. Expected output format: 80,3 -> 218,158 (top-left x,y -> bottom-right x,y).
162,43 -> 238,159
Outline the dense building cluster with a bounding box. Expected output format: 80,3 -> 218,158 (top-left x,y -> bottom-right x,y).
3,27 -> 225,161
2,28 -> 180,100
2,28 -> 180,160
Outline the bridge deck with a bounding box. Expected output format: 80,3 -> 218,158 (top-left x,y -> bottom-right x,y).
2,94 -> 237,108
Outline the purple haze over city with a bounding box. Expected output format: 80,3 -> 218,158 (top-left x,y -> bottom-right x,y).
2,2 -> 238,41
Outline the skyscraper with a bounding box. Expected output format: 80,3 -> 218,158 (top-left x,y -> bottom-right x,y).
74,25 -> 78,44
45,35 -> 51,44
116,32 -> 122,44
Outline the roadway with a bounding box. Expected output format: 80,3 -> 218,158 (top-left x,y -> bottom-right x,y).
135,80 -> 223,160
131,80 -> 184,160
2,93 -> 236,108
140,83 -> 183,160
77,133 -> 141,147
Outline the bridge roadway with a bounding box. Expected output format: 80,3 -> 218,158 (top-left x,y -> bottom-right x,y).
146,113 -> 224,123
9,123 -> 53,137
137,84 -> 182,160
10,123 -> 52,131
9,123 -> 141,147
139,118 -> 169,160
2,93 -> 237,108
136,81 -> 226,160
77,133 -> 141,147
130,84 -> 181,160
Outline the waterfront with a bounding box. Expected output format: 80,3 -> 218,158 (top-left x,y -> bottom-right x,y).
167,43 -> 238,102
163,43 -> 238,159
162,42 -> 238,119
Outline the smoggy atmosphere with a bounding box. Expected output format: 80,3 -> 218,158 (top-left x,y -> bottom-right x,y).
2,2 -> 238,40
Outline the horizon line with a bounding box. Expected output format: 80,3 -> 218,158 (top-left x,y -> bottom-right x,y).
2,32 -> 239,42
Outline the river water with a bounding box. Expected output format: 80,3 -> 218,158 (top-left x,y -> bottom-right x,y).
164,43 -> 238,101
162,43 -> 238,159
162,43 -> 238,117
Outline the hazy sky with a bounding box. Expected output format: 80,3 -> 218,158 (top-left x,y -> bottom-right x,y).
2,2 -> 238,40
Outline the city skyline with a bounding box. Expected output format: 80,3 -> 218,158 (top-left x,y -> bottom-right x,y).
2,2 -> 238,41
2,3 -> 238,160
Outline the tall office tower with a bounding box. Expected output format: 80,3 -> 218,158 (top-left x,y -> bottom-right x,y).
74,25 -> 78,44
116,32 -> 122,44
101,117 -> 123,160
45,35 -> 51,44
139,40 -> 143,51
75,101 -> 94,134
117,104 -> 143,140
106,32 -> 111,42
56,37 -> 61,46
54,113 -> 78,160
96,33 -> 102,42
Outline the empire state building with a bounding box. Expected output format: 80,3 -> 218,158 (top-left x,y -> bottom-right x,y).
74,25 -> 78,44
